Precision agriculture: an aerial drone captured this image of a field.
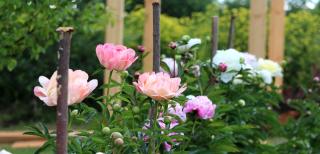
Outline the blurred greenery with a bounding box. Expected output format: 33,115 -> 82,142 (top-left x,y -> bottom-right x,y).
0,0 -> 109,126
124,7 -> 187,51
284,10 -> 320,97
125,0 -> 216,17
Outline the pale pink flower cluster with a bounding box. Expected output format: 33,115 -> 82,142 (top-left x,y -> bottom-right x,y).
133,72 -> 186,101
143,103 -> 186,151
96,43 -> 138,71
169,103 -> 187,122
34,69 -> 98,106
184,96 -> 216,119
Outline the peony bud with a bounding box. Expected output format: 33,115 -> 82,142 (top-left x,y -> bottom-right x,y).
134,72 -> 140,80
238,99 -> 246,106
113,103 -> 121,112
131,136 -> 138,141
211,135 -> 215,140
248,139 -> 253,143
218,63 -> 227,72
164,116 -> 172,124
71,109 -> 79,117
132,106 -> 140,113
313,76 -> 320,82
114,138 -> 124,145
206,36 -> 211,41
121,71 -> 129,79
102,127 -> 111,134
137,45 -> 145,53
111,132 -> 123,140
182,35 -> 191,42
190,65 -> 200,77
307,111 -> 312,115
168,42 -> 177,49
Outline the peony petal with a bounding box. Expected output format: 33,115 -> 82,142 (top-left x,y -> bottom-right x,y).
39,76 -> 50,88
34,86 -> 47,97
87,79 -> 98,92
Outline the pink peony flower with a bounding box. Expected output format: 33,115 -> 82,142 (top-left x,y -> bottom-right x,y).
96,43 -> 138,71
133,72 -> 186,101
184,96 -> 216,119
34,69 -> 98,106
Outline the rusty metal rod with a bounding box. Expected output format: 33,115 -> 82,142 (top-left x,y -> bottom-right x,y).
148,2 -> 160,153
152,2 -> 161,73
56,27 -> 73,154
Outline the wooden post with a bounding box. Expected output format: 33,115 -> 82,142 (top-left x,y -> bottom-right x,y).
268,0 -> 285,87
211,16 -> 219,64
56,27 -> 74,154
227,15 -> 235,49
249,0 -> 267,58
104,0 -> 124,96
143,0 -> 154,72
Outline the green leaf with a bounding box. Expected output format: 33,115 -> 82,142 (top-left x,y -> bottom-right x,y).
34,139 -> 53,154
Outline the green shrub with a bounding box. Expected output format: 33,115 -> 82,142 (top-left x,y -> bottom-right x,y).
284,11 -> 320,93
0,0 -> 109,125
124,7 -> 187,51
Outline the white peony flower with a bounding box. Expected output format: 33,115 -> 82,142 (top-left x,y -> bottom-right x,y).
160,58 -> 178,77
256,59 -> 282,77
0,149 -> 12,154
212,49 -> 243,83
241,52 -> 258,69
257,70 -> 273,84
177,38 -> 201,52
187,38 -> 201,48
96,152 -> 105,154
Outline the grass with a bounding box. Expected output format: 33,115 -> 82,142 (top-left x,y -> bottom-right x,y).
0,145 -> 52,154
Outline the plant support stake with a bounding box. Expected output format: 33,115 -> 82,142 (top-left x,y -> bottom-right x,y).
149,1 -> 160,153
56,27 -> 73,154
152,2 -> 160,73
227,15 -> 236,49
211,16 -> 219,65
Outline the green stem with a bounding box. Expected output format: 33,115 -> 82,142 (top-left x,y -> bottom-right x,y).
107,70 -> 113,98
148,101 -> 158,154
198,78 -> 203,95
68,115 -> 73,130
102,70 -> 113,125
192,119 -> 197,137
